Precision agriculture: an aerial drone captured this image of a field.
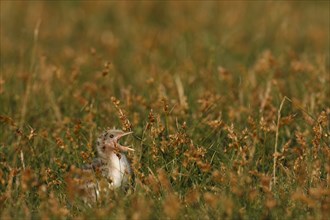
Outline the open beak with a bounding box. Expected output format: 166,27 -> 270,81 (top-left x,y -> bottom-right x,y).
116,131 -> 134,152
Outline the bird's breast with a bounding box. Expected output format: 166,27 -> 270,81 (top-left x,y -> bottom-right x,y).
106,153 -> 131,188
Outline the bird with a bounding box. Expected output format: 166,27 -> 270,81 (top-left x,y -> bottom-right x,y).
79,129 -> 134,203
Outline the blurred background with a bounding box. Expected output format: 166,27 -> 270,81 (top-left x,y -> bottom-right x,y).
2,1 -> 328,76
1,1 -> 329,123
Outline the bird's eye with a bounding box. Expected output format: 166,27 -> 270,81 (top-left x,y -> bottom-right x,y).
109,134 -> 114,138
102,146 -> 106,151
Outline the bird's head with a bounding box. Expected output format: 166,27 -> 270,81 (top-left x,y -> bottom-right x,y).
96,129 -> 134,158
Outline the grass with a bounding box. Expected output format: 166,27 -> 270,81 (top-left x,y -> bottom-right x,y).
1,1 -> 329,219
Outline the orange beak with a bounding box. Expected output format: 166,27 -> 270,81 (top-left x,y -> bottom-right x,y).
116,131 -> 134,152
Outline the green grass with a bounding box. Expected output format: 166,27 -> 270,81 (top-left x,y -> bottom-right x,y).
1,1 -> 329,219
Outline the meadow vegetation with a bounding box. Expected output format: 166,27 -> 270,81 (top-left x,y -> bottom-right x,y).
0,2 -> 329,219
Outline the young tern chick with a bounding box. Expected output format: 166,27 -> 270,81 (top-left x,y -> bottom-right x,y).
81,129 -> 134,202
